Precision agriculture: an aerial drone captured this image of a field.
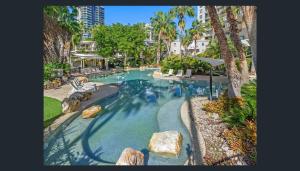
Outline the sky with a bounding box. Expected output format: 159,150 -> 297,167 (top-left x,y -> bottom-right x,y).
104,6 -> 197,30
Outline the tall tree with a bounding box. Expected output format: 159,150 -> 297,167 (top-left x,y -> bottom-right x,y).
92,23 -> 146,67
151,12 -> 176,64
43,6 -> 80,64
241,6 -> 257,71
189,20 -> 205,55
226,6 -> 249,84
207,6 -> 242,98
182,30 -> 192,56
170,6 -> 195,56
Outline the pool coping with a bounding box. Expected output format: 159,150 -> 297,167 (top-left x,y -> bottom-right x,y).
43,85 -> 120,143
181,98 -> 207,165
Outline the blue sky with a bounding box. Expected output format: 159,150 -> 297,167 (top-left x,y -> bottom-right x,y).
104,6 -> 197,29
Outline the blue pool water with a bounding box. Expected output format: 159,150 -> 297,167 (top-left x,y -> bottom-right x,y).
44,69 -> 226,165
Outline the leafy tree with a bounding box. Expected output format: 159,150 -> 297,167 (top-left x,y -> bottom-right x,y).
91,23 -> 146,67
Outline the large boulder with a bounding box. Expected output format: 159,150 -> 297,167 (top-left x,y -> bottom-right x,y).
82,105 -> 101,119
76,76 -> 88,83
61,98 -> 80,113
148,130 -> 183,157
116,148 -> 144,165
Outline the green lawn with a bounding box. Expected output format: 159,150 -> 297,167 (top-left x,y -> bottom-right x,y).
44,96 -> 62,128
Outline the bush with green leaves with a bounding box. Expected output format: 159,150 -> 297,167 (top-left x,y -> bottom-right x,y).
44,62 -> 71,81
161,55 -> 211,74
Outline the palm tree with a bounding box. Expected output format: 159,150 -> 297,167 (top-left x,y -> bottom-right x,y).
163,23 -> 177,56
207,6 -> 242,98
151,11 -> 176,64
43,6 -> 80,64
226,6 -> 249,84
170,6 -> 195,56
182,30 -> 192,56
241,6 -> 257,71
189,20 -> 205,56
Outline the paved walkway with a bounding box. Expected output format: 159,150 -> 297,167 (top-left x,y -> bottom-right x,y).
153,74 -> 228,83
44,82 -> 105,101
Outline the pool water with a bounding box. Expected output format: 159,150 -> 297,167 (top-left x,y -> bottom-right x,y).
44,69 -> 226,165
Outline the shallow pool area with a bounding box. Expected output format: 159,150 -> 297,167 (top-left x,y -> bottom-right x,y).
44,69 -> 226,165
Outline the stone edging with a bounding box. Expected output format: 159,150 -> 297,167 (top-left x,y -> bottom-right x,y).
43,87 -> 119,143
181,100 -> 206,165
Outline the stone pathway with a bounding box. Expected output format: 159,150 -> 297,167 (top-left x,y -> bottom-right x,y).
44,82 -> 105,101
187,97 -> 248,165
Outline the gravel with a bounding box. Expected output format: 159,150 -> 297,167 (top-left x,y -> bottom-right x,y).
188,96 -> 248,166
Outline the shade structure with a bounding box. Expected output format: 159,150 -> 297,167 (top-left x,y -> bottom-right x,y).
72,53 -> 104,60
196,57 -> 225,67
194,57 -> 225,101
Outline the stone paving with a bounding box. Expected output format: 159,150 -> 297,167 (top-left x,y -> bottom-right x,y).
44,82 -> 105,101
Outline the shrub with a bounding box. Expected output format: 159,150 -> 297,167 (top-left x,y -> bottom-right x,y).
203,82 -> 257,164
161,55 -> 211,74
203,82 -> 256,127
44,62 -> 71,81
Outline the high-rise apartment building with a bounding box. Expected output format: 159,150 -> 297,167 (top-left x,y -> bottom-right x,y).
196,6 -> 249,54
77,6 -> 104,38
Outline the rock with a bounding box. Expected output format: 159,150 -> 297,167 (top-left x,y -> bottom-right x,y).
116,148 -> 144,165
82,105 -> 101,119
62,98 -> 80,113
76,76 -> 88,83
152,71 -> 162,78
69,92 -> 92,101
148,130 -> 183,157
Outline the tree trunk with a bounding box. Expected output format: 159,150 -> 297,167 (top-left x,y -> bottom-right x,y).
226,6 -> 249,84
242,6 -> 257,71
207,6 -> 242,98
43,14 -> 71,65
179,30 -> 183,57
156,32 -> 161,64
250,57 -> 256,74
124,53 -> 127,68
194,39 -> 197,55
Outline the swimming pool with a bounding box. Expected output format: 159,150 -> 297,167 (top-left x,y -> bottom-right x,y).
44,69 -> 226,165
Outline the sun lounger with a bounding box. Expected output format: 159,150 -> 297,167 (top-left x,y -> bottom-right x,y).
184,69 -> 192,78
70,80 -> 97,94
176,70 -> 183,77
163,69 -> 174,77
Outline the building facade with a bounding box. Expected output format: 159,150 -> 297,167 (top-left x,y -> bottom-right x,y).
77,6 -> 104,38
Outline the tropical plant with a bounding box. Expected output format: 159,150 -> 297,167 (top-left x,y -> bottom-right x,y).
226,6 -> 249,84
91,23 -> 147,67
241,6 -> 257,71
189,20 -> 205,55
43,6 -> 80,64
169,6 -> 195,56
207,6 -> 242,98
161,55 -> 211,74
182,30 -> 192,55
150,11 -> 176,64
